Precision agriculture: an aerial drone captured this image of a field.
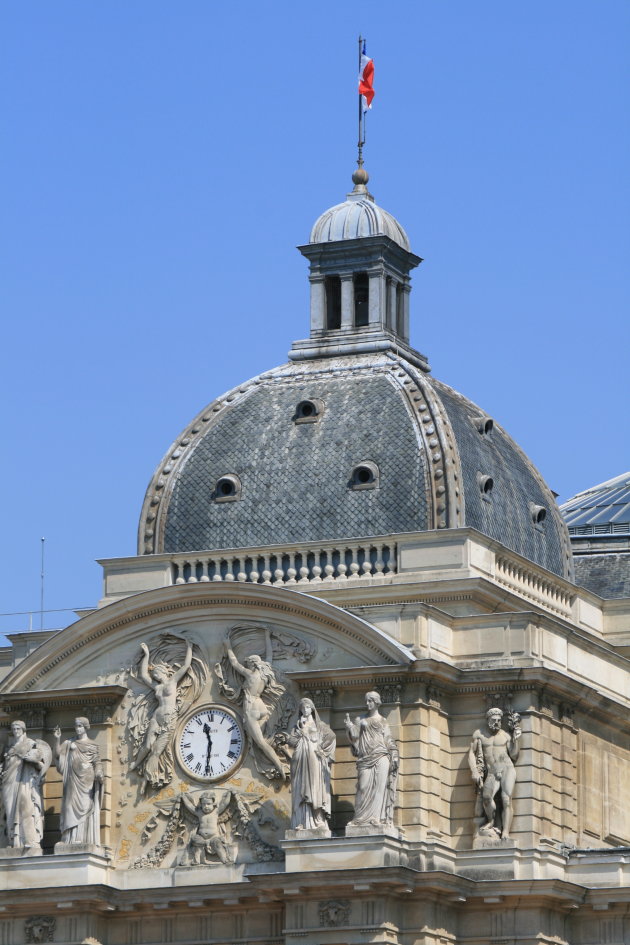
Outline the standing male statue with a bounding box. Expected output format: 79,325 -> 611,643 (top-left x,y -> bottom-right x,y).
468,706 -> 521,844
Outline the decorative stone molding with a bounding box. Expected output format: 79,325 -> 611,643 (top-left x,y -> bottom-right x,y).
25,916 -> 56,943
303,688 -> 334,709
319,899 -> 351,927
425,684 -> 443,709
379,684 -> 401,705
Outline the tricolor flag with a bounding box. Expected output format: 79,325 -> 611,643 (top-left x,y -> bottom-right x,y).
358,41 -> 374,113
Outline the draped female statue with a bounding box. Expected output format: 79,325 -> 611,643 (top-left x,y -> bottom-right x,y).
345,691 -> 399,829
53,717 -> 103,846
0,720 -> 51,852
287,698 -> 335,833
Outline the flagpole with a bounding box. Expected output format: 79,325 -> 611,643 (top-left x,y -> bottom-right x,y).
357,34 -> 364,169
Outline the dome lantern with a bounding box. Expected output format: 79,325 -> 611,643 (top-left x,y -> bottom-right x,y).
290,171 -> 429,372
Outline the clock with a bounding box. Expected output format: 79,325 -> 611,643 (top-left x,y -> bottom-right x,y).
177,705 -> 245,782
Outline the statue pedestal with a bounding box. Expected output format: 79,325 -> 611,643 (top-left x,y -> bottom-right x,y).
472,833 -> 517,850
345,823 -> 403,840
0,845 -> 42,858
282,831 -> 407,873
54,842 -> 105,856
457,845 -> 517,881
284,827 -> 331,841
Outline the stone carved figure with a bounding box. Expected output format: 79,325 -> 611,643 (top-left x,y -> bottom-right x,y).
132,787 -> 281,869
180,790 -> 235,865
468,706 -> 521,844
53,717 -> 103,846
345,691 -> 399,829
24,916 -> 56,943
287,698 -> 335,831
216,628 -> 290,780
0,720 -> 51,853
128,634 -> 207,793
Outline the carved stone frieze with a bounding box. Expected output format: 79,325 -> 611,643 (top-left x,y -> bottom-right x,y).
319,899 -> 351,927
303,688 -> 334,709
379,684 -> 401,705
24,916 -> 56,943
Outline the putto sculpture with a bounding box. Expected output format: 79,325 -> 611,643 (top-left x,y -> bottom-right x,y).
345,691 -> 399,831
180,790 -> 235,866
0,720 -> 51,854
287,697 -> 336,834
468,706 -> 521,845
53,717 -> 103,848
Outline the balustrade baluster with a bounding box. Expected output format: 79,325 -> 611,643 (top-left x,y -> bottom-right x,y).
262,555 -> 272,585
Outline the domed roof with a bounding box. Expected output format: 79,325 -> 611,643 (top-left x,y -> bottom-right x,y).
309,175 -> 410,250
139,350 -> 573,580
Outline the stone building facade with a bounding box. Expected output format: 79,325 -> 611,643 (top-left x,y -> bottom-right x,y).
1,168 -> 629,945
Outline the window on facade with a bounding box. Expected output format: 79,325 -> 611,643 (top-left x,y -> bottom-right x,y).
325,276 -> 341,330
354,272 -> 369,327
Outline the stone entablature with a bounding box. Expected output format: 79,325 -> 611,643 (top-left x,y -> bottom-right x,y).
95,528 -> 618,631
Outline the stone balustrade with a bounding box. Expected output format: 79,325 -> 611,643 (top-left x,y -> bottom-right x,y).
97,528 -> 608,635
495,553 -> 574,617
170,539 -> 397,587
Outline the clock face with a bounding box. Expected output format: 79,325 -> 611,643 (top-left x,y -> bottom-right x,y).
177,706 -> 245,782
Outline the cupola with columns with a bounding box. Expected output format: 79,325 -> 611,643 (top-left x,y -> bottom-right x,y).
289,168 -> 429,371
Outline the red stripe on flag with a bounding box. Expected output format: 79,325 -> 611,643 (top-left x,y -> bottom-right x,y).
359,59 -> 375,107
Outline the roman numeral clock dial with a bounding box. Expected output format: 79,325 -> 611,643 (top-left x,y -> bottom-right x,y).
177,706 -> 245,782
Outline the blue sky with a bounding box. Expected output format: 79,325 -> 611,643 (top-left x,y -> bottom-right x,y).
1,1 -> 628,636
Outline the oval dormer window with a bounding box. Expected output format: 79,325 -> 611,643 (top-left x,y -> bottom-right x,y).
294,399 -> 324,424
350,462 -> 379,490
214,474 -> 241,502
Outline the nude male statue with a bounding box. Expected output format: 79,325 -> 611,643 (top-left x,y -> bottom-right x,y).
468,707 -> 521,841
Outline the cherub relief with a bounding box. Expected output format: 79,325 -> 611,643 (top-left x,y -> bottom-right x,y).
179,790 -> 235,866
132,787 -> 281,869
127,634 -> 207,793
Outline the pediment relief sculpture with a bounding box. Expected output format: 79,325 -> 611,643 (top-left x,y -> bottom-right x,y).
131,786 -> 283,869
215,626 -> 298,782
127,634 -> 208,794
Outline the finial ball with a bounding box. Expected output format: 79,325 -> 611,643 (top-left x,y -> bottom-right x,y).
352,167 -> 370,186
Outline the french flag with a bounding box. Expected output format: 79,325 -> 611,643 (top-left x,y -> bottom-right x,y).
358,41 -> 374,112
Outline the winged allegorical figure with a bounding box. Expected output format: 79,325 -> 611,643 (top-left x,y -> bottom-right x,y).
215,627 -> 292,781
128,634 -> 207,793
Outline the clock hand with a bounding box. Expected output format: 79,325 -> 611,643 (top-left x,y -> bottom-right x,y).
203,722 -> 213,776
